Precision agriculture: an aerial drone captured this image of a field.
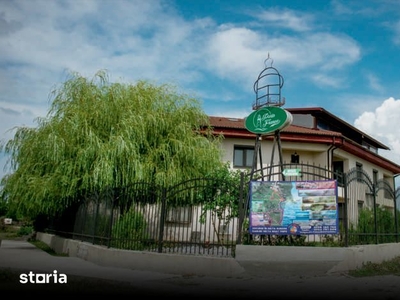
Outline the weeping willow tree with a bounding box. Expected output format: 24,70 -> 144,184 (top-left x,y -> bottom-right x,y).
0,70 -> 224,217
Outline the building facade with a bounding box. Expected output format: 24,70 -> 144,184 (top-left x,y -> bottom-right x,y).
209,107 -> 400,226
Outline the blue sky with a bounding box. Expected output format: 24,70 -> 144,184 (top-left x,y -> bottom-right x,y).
1,0 -> 400,182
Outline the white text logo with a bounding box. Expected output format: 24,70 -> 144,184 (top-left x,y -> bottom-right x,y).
19,270 -> 68,284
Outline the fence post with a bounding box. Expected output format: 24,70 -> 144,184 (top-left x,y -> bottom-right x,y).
236,172 -> 244,245
106,192 -> 116,248
92,192 -> 101,245
372,184 -> 378,244
157,187 -> 167,253
343,173 -> 349,247
395,188 -> 399,243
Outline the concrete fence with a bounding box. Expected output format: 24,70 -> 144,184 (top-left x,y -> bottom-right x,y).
36,232 -> 400,278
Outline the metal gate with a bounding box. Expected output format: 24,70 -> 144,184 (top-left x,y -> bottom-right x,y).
47,163 -> 400,257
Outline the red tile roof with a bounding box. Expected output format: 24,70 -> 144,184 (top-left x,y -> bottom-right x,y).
208,116 -> 342,137
207,115 -> 400,173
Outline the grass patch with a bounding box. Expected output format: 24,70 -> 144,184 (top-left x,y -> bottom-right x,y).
0,225 -> 22,240
0,224 -> 67,256
0,223 -> 33,240
0,231 -> 19,240
347,256 -> 400,277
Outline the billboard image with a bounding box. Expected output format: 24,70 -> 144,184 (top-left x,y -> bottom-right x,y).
249,180 -> 338,235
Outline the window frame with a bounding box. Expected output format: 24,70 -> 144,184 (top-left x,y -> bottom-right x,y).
233,145 -> 255,168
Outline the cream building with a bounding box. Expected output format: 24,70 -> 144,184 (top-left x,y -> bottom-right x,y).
209,107 -> 400,227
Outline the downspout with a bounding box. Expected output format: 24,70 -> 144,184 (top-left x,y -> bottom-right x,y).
327,144 -> 335,174
327,136 -> 345,177
327,137 -> 338,176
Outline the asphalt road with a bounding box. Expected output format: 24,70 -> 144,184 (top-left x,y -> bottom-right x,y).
1,239 -> 400,299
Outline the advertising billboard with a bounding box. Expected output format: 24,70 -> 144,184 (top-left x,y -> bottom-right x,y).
249,180 -> 338,235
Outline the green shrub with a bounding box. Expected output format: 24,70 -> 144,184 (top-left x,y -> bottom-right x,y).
17,225 -> 33,236
349,207 -> 397,244
110,207 -> 149,250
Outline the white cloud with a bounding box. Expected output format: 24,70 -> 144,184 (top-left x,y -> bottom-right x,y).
390,20 -> 400,45
330,0 -> 354,15
255,8 -> 314,32
331,0 -> 391,17
365,72 -> 384,93
311,74 -> 343,88
206,27 -> 361,91
354,97 -> 400,164
1,0 -> 362,109
0,0 -> 212,85
0,0 -> 399,181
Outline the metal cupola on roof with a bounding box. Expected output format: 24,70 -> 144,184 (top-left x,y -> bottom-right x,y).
252,53 -> 285,110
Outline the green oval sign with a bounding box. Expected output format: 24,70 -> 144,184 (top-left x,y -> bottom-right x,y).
244,106 -> 292,134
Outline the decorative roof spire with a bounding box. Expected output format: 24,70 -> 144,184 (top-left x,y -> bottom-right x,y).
253,53 -> 285,110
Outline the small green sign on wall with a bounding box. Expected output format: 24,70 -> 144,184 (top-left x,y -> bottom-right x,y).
244,106 -> 293,135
